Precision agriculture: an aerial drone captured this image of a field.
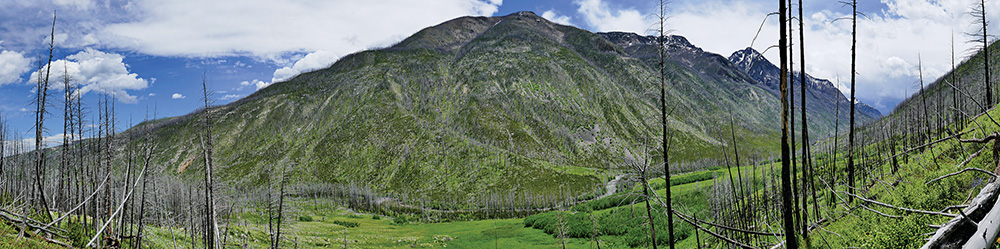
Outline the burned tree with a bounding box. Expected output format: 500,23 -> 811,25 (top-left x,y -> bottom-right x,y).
200,73 -> 221,249
656,0 -> 676,247
971,0 -> 992,108
779,0 -> 799,247
33,10 -> 57,223
846,0 -> 858,205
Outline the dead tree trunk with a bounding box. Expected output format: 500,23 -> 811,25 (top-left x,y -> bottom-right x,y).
779,0 -> 799,247
976,0 -> 992,108
797,0 -> 814,245
33,10 -> 57,223
847,0 -> 858,205
200,73 -> 220,249
657,0 -> 675,247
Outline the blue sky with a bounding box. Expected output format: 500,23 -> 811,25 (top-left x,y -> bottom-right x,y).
0,0 -> 997,146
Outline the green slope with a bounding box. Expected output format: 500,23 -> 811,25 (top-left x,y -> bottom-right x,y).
132,11 -> 784,207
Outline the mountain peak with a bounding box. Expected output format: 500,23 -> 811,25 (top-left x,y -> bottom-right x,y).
507,11 -> 538,17
728,47 -> 775,75
726,47 -> 883,120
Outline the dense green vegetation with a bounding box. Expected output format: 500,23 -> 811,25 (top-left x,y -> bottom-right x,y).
120,11 -> 792,210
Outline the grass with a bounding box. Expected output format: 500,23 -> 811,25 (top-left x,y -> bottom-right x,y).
0,222 -> 65,249
142,202 -> 603,249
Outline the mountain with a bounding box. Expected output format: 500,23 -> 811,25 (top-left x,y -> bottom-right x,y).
597,32 -> 781,136
129,12 -> 859,205
727,47 -> 883,136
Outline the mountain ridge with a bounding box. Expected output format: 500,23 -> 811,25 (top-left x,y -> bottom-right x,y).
129,11 -> 860,204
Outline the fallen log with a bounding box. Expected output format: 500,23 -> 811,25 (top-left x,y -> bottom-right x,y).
0,211 -> 68,239
843,191 -> 957,218
922,181 -> 1000,249
885,129 -> 975,160
927,167 -> 998,185
963,187 -> 1000,248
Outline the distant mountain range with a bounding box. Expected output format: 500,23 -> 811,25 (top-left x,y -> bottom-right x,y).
598,32 -> 881,138
728,47 -> 883,135
127,11 -> 880,202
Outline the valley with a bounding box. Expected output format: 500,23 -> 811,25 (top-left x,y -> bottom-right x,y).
4,1 -> 1000,248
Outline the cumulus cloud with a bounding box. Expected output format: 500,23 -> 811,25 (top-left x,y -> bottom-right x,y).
575,0 -> 652,33
28,48 -> 148,103
171,93 -> 185,99
98,0 -> 501,58
271,50 -> 340,83
542,10 -> 574,26
147,93 -> 155,96
242,79 -> 270,91
0,49 -> 32,85
2,0 -> 503,90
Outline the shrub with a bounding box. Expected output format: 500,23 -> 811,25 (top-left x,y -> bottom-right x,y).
372,214 -> 381,220
298,216 -> 314,222
333,220 -> 360,228
393,215 -> 409,224
571,204 -> 593,213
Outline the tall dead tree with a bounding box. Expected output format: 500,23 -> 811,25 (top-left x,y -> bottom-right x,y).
971,0 -> 992,109
60,62 -> 73,212
797,0 -> 816,244
1,111 -> 5,193
33,11 -> 57,223
786,0 -> 801,233
952,33 -> 961,128
656,0 -> 675,247
779,0 -> 799,247
829,84 -> 840,207
847,0 -> 858,205
918,55 -> 931,147
200,73 -> 220,249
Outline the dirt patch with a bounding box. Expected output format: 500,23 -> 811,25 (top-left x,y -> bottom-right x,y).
178,155 -> 196,173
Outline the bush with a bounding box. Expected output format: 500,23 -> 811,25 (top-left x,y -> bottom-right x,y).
66,221 -> 87,247
372,214 -> 381,220
571,204 -> 593,213
523,211 -> 598,238
333,220 -> 359,228
583,192 -> 644,211
393,215 -> 409,224
298,216 -> 314,222
658,171 -> 715,189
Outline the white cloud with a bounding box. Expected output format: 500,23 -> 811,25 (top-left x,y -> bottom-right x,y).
665,0 -> 1000,112
542,10 -> 574,26
98,0 -> 501,58
2,0 -> 504,91
0,49 -> 32,85
27,48 -> 148,104
171,93 -> 185,99
53,0 -> 93,10
271,50 -> 339,83
575,0 -> 652,33
94,0 -> 499,89
147,93 -> 155,97
255,80 -> 271,90
9,133 -> 72,152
